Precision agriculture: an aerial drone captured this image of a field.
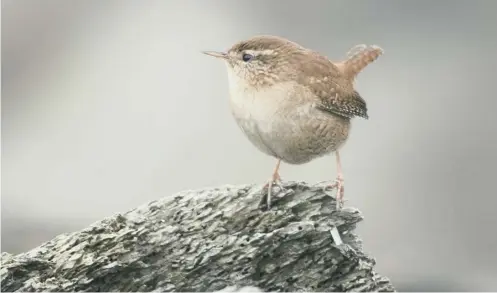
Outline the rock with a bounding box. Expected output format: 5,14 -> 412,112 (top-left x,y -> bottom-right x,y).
0,181 -> 395,292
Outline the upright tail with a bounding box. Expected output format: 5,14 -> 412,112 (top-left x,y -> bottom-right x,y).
335,44 -> 384,80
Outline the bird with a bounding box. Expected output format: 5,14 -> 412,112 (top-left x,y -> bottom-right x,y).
203,35 -> 383,210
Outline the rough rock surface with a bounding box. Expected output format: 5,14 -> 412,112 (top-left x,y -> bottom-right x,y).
1,181 -> 395,292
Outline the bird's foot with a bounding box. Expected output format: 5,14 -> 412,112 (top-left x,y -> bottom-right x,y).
260,176 -> 284,211
326,176 -> 345,210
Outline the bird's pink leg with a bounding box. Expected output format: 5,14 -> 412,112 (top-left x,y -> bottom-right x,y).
328,151 -> 345,209
271,159 -> 282,182
263,159 -> 282,209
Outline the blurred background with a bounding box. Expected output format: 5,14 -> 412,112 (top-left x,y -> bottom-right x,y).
2,0 -> 497,291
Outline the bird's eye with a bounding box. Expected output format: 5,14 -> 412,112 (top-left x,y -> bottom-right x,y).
242,53 -> 254,62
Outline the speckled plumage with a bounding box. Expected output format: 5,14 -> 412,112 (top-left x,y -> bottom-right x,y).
220,35 -> 381,164
203,35 -> 383,209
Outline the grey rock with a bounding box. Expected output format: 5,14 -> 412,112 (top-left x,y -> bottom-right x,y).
0,181 -> 395,292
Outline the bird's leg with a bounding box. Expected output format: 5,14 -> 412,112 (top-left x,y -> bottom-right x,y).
263,159 -> 282,209
328,151 -> 345,209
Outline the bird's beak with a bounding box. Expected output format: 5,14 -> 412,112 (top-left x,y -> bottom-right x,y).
202,51 -> 228,59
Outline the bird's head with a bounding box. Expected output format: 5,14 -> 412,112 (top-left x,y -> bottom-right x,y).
203,35 -> 307,88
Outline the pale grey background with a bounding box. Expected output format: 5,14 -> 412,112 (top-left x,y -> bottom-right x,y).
2,0 -> 497,291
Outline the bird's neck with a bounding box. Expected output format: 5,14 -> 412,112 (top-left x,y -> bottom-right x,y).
225,66 -> 258,95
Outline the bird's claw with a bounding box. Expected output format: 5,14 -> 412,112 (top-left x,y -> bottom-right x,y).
261,177 -> 284,210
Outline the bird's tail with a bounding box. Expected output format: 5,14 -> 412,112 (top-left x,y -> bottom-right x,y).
335,44 -> 384,79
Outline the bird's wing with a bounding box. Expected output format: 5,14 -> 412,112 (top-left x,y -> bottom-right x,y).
295,52 -> 369,119
315,87 -> 369,119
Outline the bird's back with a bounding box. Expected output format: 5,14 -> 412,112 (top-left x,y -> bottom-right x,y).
221,35 -> 383,163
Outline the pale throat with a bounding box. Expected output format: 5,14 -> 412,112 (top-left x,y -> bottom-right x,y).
223,64 -> 302,134
224,64 -> 279,123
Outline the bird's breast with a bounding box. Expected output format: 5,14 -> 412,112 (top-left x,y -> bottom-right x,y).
229,82 -> 350,164
226,79 -> 300,157
229,80 -> 284,124
230,87 -> 277,120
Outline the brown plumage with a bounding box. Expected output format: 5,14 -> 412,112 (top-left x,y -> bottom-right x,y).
295,52 -> 369,119
203,35 -> 383,209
